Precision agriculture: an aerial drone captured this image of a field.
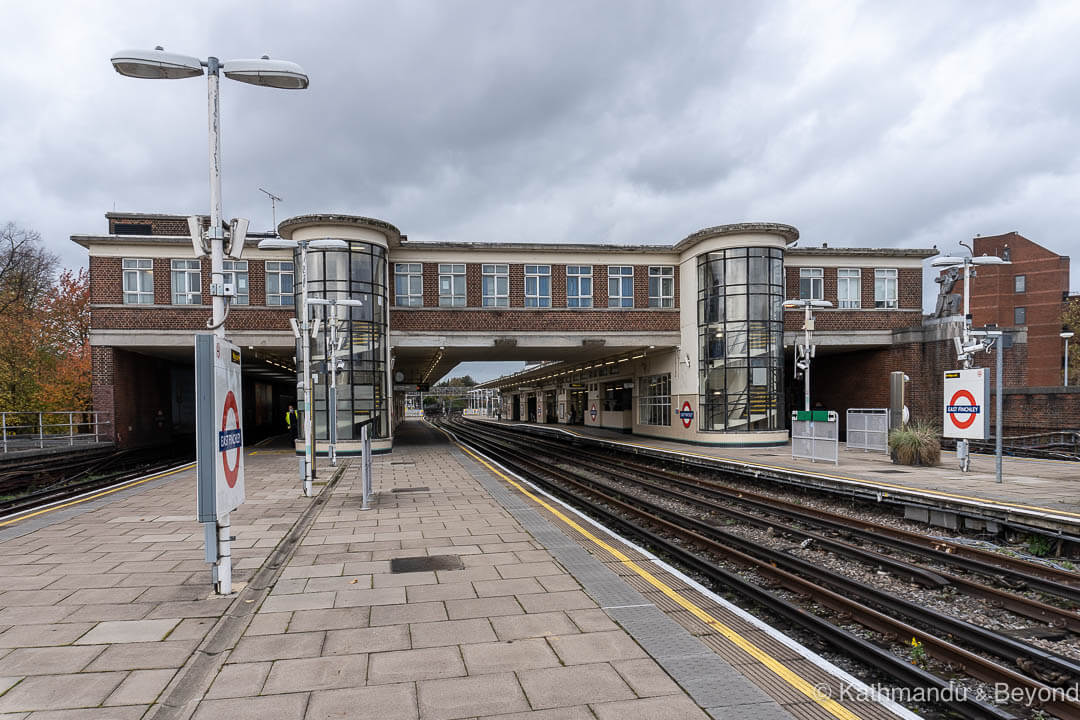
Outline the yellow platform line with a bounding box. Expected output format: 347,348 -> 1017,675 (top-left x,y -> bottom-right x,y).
446,430 -> 862,720
0,463 -> 195,528
547,425 -> 1080,521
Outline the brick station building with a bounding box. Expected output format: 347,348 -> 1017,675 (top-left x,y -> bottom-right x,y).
85,210 -> 1058,451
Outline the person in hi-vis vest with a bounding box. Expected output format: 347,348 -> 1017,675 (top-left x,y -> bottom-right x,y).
286,405 -> 299,441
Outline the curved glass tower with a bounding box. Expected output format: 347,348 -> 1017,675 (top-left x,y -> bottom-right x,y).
302,242 -> 389,441
697,247 -> 785,432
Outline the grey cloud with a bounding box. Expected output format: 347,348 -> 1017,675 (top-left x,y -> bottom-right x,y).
1,0 -> 1078,305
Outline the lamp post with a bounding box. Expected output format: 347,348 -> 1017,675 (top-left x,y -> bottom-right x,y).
782,299 -> 832,413
258,238 -> 348,497
111,47 -> 307,596
931,254 -> 1009,472
1062,332 -> 1074,387
307,297 -> 364,466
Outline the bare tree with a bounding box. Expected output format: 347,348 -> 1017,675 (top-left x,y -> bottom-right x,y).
0,222 -> 58,316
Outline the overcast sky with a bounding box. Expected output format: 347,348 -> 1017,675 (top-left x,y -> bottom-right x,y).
3,1 -> 1079,380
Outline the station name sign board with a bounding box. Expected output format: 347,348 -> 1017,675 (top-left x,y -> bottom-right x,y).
196,334 -> 245,522
943,368 -> 989,441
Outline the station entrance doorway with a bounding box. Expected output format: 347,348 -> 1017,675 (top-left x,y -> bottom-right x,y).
544,390 -> 557,423
511,395 -> 521,421
527,395 -> 537,422
568,388 -> 587,424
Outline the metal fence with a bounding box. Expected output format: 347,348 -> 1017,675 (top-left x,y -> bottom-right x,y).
791,410 -> 838,464
846,408 -> 889,453
1,411 -> 113,453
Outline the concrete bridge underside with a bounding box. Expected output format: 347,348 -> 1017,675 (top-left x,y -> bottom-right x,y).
391,330 -> 681,385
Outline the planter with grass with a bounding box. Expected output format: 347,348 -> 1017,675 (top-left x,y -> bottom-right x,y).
888,422 -> 941,466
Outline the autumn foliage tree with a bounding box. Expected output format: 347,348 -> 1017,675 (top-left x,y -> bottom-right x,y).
0,223 -> 90,412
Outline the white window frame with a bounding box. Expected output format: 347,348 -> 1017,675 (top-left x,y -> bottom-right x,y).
482,264 -> 508,307
222,260 -> 248,306
171,259 -> 201,305
639,374 -> 671,426
1014,306 -> 1026,325
608,265 -> 633,308
266,261 -> 295,306
122,258 -> 153,305
525,265 -> 551,307
394,263 -> 423,307
837,268 -> 860,309
799,267 -> 824,301
874,268 -> 898,309
1015,275 -> 1026,293
438,263 -> 466,307
566,265 -> 593,308
648,266 -> 674,308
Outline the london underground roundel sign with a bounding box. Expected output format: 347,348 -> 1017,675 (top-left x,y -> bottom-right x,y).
679,401 -> 694,429
220,390 -> 242,488
196,335 -> 246,523
590,403 -> 597,421
942,369 -> 988,440
946,389 -> 977,430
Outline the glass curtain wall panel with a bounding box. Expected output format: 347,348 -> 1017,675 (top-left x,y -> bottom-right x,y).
697,248 -> 784,432
298,241 -> 389,441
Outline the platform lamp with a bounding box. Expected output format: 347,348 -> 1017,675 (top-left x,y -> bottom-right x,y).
111,47 -> 308,597
1062,332 -> 1075,387
931,253 -> 1009,472
307,297 -> 363,467
258,237 -> 348,497
782,299 -> 832,413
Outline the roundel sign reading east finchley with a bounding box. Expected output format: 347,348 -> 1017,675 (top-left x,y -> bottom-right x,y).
219,390 -> 243,488
942,368 -> 987,441
679,401 -> 694,429
946,389 -> 978,430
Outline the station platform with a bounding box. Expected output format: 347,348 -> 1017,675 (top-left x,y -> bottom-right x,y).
470,418 -> 1080,538
0,422 -> 913,720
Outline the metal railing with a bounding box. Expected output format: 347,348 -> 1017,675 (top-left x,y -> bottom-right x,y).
846,408 -> 889,453
1,411 -> 113,453
792,410 -> 839,464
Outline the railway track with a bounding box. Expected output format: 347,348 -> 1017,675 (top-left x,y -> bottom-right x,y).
0,448 -> 194,518
442,418 -> 1080,720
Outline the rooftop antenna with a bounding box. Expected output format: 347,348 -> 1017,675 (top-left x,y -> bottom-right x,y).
258,187 -> 283,233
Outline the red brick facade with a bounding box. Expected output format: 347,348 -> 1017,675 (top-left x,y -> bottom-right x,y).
959,232 -> 1070,387
389,309 -> 679,333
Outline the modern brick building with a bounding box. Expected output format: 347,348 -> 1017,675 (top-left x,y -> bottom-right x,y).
958,231 -> 1071,388
76,211 -> 949,451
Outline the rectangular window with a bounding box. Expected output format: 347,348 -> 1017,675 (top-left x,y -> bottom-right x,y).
566,265 -> 593,308
266,261 -> 295,306
394,263 -> 422,307
608,266 -> 633,307
837,268 -> 860,309
874,268 -> 898,308
171,259 -> 201,305
1015,275 -> 1026,293
482,264 -> 508,307
648,266 -> 674,308
222,260 -> 248,305
438,263 -> 466,307
122,258 -> 153,305
525,265 -> 551,307
799,268 -> 824,301
639,374 -> 671,427
1014,306 -> 1026,325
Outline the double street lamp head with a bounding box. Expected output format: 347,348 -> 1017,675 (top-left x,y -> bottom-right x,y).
257,238 -> 348,251
111,47 -> 309,89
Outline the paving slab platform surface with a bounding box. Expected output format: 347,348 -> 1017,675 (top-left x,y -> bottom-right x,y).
0,424 -> 906,720
475,419 -> 1080,534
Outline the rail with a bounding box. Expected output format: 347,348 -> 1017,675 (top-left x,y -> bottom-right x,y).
1,411 -> 113,453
